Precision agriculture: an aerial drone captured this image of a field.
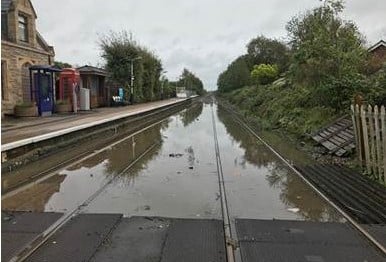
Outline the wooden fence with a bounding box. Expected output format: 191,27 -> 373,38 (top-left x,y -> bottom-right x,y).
351,104 -> 386,184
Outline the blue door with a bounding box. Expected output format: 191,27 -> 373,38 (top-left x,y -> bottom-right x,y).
35,73 -> 53,115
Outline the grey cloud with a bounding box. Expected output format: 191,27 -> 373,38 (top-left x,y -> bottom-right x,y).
33,0 -> 386,91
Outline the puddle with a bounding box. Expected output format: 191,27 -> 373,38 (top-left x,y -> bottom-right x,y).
2,101 -> 343,222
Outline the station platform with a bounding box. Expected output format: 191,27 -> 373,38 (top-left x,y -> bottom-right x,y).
1,98 -> 188,147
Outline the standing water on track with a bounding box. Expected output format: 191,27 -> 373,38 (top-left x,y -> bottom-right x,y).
2,100 -> 343,222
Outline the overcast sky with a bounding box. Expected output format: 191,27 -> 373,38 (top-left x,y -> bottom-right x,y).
33,0 -> 385,90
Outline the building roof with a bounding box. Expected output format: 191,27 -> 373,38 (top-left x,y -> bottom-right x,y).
2,0 -> 36,17
77,65 -> 107,76
36,30 -> 54,54
368,40 -> 386,52
1,0 -> 12,13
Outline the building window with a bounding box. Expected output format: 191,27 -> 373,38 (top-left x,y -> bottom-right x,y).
1,14 -> 8,40
18,14 -> 28,42
1,60 -> 8,100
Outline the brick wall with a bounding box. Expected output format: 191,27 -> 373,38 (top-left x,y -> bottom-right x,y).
1,41 -> 52,115
372,45 -> 386,62
1,0 -> 55,117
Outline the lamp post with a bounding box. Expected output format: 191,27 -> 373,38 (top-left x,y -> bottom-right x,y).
129,56 -> 142,104
160,70 -> 167,100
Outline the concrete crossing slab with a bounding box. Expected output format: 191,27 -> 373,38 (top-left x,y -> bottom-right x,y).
236,219 -> 385,262
1,211 -> 62,262
160,218 -> 226,262
26,213 -> 121,262
92,216 -> 169,262
362,224 -> 386,249
92,216 -> 226,262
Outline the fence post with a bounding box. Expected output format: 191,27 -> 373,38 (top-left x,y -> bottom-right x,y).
381,106 -> 386,184
374,106 -> 382,179
361,105 -> 371,175
368,105 -> 377,177
353,104 -> 364,164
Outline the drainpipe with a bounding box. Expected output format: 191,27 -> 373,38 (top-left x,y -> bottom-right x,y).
29,69 -> 33,102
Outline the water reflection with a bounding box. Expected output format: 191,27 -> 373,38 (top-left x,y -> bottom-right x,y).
1,119 -> 168,212
216,105 -> 342,221
2,101 -> 342,222
2,174 -> 66,212
265,163 -> 342,221
217,107 -> 276,169
84,103 -> 222,218
185,146 -> 196,167
104,124 -> 165,178
179,103 -> 203,127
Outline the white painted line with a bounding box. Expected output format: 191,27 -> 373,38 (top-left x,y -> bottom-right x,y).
2,99 -> 187,152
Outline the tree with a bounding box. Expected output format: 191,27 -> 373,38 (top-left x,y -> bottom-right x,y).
217,55 -> 252,92
247,36 -> 290,72
251,64 -> 279,85
286,0 -> 367,110
141,49 -> 162,101
177,68 -> 205,95
54,61 -> 72,69
99,31 -> 163,103
160,77 -> 176,99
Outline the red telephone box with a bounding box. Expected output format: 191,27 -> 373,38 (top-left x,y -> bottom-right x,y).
58,68 -> 80,111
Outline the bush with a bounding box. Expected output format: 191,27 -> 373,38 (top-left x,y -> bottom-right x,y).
251,64 -> 279,85
221,79 -> 337,137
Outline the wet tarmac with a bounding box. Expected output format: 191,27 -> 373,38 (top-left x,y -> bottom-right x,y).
2,100 -> 343,222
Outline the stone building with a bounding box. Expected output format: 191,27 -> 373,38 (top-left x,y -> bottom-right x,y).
1,0 -> 55,116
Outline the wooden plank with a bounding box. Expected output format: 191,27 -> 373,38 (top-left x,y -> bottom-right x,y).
341,119 -> 352,125
327,126 -> 338,132
346,127 -> 355,134
312,135 -> 324,142
335,149 -> 347,157
332,130 -> 352,139
335,120 -> 351,128
374,106 -> 382,180
350,104 -> 357,155
330,139 -> 355,154
312,114 -> 356,156
368,105 -> 377,176
320,130 -> 332,137
321,141 -> 337,151
381,106 -> 386,184
361,105 -> 371,175
330,135 -> 346,144
339,130 -> 354,139
354,104 -> 363,164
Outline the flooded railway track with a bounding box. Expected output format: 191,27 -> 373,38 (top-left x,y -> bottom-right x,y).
211,104 -> 235,262
2,99 -> 192,194
4,114 -> 175,261
2,98 -> 385,261
219,101 -> 386,256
